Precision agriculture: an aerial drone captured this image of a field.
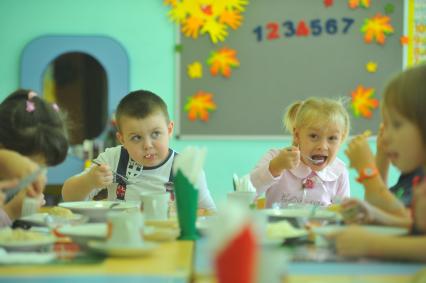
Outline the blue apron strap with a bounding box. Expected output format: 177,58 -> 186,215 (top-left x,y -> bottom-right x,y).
115,146 -> 129,200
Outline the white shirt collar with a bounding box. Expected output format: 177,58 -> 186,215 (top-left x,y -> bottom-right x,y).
289,157 -> 346,182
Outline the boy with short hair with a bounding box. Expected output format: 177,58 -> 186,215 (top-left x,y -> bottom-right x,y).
62,90 -> 216,211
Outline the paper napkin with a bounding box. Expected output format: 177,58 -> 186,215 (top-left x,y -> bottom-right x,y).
173,147 -> 206,240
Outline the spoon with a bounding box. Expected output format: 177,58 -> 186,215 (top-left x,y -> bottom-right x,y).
109,202 -> 121,209
301,154 -> 324,165
92,160 -> 131,184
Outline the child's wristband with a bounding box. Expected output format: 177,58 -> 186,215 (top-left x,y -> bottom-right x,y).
356,165 -> 379,183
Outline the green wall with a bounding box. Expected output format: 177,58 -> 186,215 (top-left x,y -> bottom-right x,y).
0,0 -> 399,204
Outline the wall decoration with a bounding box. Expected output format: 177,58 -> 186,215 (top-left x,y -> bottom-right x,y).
361,13 -> 394,45
407,0 -> 426,66
184,91 -> 217,122
365,61 -> 378,72
384,3 -> 395,14
187,61 -> 203,79
348,0 -> 371,9
176,1 -> 403,137
351,85 -> 379,119
400,35 -> 409,45
207,47 -> 240,78
165,0 -> 249,44
324,0 -> 334,8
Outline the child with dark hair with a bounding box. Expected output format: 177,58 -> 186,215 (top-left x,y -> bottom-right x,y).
0,89 -> 68,226
0,89 -> 68,166
62,89 -> 216,211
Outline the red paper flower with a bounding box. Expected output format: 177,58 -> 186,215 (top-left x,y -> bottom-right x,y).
302,178 -> 315,189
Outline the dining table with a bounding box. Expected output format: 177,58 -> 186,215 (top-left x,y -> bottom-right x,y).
0,240 -> 193,283
193,237 -> 426,283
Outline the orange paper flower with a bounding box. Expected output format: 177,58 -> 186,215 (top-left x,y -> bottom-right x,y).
348,0 -> 370,9
185,91 -> 217,122
351,85 -> 379,119
361,13 -> 394,45
207,47 -> 240,78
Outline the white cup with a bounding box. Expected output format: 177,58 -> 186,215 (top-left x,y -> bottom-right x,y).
227,191 -> 256,208
140,191 -> 169,220
106,210 -> 143,247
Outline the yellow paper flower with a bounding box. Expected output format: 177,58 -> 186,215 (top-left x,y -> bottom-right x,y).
165,0 -> 249,44
365,61 -> 377,73
187,61 -> 203,79
201,18 -> 228,44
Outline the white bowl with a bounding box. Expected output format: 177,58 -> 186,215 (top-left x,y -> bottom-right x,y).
58,201 -> 140,222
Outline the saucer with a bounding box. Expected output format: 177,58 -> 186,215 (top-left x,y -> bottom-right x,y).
87,241 -> 158,257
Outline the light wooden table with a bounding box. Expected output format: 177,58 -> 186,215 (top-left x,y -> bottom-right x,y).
193,239 -> 425,283
0,240 -> 193,283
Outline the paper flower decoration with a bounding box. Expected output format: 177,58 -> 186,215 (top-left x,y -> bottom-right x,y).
351,85 -> 379,119
400,36 -> 409,45
324,0 -> 333,7
184,91 -> 217,121
348,0 -> 370,9
164,0 -> 249,44
361,13 -> 394,45
365,61 -> 378,73
384,3 -> 395,14
187,61 -> 203,79
207,47 -> 240,78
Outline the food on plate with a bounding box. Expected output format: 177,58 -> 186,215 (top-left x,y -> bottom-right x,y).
0,228 -> 48,242
43,206 -> 74,218
327,203 -> 343,214
266,220 -> 307,239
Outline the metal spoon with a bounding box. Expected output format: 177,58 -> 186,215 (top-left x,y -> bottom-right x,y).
109,202 -> 121,209
92,160 -> 131,184
301,154 -> 324,165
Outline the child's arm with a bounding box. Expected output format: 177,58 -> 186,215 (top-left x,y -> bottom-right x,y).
341,198 -> 412,228
375,123 -> 390,184
250,148 -> 300,194
62,164 -> 113,202
196,170 -> 216,211
345,134 -> 407,218
269,146 -> 300,177
333,226 -> 426,261
0,150 -> 45,221
414,180 -> 426,233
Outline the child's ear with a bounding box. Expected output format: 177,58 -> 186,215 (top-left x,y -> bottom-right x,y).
167,121 -> 174,136
116,132 -> 125,146
293,128 -> 300,146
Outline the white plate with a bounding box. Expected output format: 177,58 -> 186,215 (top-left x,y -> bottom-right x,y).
0,230 -> 56,252
266,220 -> 308,240
20,212 -> 88,227
58,223 -> 176,244
263,208 -> 340,220
87,240 -> 158,257
57,223 -> 107,245
313,225 -> 409,236
58,201 -> 140,222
